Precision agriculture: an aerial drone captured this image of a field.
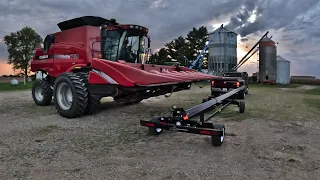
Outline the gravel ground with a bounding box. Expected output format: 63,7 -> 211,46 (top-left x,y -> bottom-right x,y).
0,84 -> 320,180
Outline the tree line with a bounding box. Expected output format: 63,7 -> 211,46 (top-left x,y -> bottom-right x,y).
148,26 -> 210,70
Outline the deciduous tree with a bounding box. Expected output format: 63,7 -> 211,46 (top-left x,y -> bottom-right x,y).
4,26 -> 43,84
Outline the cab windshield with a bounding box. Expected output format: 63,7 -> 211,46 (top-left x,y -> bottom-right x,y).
102,30 -> 146,63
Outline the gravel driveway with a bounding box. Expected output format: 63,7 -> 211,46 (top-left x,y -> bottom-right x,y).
0,84 -> 319,180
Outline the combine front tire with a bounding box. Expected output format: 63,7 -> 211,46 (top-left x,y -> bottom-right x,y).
32,79 -> 52,106
53,73 -> 88,118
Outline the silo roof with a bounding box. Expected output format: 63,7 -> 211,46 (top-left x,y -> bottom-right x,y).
261,37 -> 274,42
208,26 -> 237,35
277,55 -> 290,62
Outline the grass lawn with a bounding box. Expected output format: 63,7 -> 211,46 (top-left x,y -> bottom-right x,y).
248,83 -> 301,89
0,81 -> 34,92
305,86 -> 320,95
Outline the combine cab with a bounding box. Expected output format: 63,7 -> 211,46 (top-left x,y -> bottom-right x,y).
30,16 -> 219,118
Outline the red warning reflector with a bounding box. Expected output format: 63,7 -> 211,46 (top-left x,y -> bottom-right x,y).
200,130 -> 211,135
212,131 -> 218,135
183,115 -> 188,120
146,123 -> 154,127
159,122 -> 166,125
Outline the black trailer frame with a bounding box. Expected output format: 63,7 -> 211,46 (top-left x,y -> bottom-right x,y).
140,85 -> 246,146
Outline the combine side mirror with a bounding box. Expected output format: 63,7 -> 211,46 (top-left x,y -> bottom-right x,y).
147,36 -> 151,48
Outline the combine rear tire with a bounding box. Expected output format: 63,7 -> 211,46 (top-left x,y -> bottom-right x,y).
211,124 -> 225,146
32,79 -> 52,106
53,73 -> 88,118
76,72 -> 101,114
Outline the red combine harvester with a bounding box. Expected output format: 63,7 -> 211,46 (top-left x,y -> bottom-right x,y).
31,16 -> 219,118
31,16 -> 248,146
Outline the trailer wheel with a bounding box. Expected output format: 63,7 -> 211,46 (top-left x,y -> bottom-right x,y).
211,124 -> 225,146
54,73 -> 88,118
238,90 -> 245,99
239,101 -> 245,113
148,117 -> 162,135
76,72 -> 101,114
32,79 -> 52,106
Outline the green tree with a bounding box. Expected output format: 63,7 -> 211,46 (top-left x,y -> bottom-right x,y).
149,26 -> 209,69
148,48 -> 170,65
3,26 -> 43,84
165,36 -> 189,66
185,26 -> 209,70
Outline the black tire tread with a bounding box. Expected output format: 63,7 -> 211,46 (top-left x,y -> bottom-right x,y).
32,79 -> 52,106
238,90 -> 245,99
239,101 -> 245,113
148,117 -> 162,135
76,72 -> 101,114
211,124 -> 225,146
54,72 -> 88,118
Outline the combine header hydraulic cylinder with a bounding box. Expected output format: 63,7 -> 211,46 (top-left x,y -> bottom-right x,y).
140,85 -> 246,146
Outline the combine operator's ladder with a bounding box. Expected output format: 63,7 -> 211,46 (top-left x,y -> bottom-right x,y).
186,24 -> 224,72
231,31 -> 269,72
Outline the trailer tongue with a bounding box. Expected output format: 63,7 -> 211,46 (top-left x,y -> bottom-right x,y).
140,85 -> 246,146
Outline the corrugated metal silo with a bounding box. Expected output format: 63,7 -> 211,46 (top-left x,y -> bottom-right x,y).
258,36 -> 277,82
276,56 -> 291,84
208,27 -> 237,75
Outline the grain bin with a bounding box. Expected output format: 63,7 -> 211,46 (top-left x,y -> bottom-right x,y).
208,27 -> 237,75
258,36 -> 277,82
276,56 -> 291,84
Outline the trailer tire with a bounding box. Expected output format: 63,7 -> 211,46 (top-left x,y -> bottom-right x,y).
211,124 -> 225,146
211,92 -> 220,98
239,101 -> 245,113
148,117 -> 162,135
76,72 -> 101,114
238,90 -> 245,99
32,79 -> 52,106
54,72 -> 88,118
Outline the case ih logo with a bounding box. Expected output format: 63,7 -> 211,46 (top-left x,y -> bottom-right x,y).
36,54 -> 80,60
39,55 -> 49,59
70,54 -> 79,59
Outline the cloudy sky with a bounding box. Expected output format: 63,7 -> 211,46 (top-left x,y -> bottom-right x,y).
0,0 -> 319,77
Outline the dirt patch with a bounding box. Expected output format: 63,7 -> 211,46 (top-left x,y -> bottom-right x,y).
0,85 -> 320,179
296,85 -> 317,90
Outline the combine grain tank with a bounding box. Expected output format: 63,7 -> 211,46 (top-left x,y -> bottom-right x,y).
276,56 -> 291,84
258,36 -> 277,82
208,27 -> 237,75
